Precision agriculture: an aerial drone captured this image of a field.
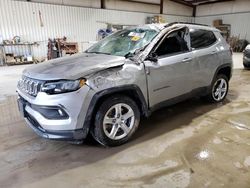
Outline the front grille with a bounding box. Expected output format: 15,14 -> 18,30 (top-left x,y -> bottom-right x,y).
17,76 -> 43,97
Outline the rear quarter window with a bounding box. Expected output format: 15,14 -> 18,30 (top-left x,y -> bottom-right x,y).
190,29 -> 217,49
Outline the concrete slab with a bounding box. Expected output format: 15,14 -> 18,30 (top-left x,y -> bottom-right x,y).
233,53 -> 244,69
0,55 -> 249,188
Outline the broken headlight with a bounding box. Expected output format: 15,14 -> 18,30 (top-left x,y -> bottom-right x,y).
41,79 -> 86,94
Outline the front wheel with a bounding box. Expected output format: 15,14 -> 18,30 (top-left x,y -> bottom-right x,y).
205,74 -> 229,103
91,95 -> 140,146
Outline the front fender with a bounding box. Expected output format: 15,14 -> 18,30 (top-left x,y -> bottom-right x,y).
82,85 -> 150,133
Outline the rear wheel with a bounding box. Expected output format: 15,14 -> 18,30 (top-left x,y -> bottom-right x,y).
91,95 -> 140,146
205,74 -> 229,103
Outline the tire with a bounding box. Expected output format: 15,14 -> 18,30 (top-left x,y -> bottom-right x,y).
91,95 -> 140,147
243,63 -> 250,69
205,74 -> 229,103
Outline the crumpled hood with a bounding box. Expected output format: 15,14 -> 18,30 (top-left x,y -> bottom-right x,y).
23,53 -> 125,80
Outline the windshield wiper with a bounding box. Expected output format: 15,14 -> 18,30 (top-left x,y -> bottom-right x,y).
124,44 -> 149,59
86,51 -> 111,55
124,52 -> 134,58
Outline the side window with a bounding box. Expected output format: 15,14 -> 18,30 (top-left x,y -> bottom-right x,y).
190,29 -> 217,49
154,28 -> 189,57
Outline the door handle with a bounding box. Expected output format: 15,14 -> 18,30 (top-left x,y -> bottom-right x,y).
182,57 -> 192,63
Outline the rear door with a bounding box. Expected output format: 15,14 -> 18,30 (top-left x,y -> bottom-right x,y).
190,29 -> 219,88
144,27 -> 194,108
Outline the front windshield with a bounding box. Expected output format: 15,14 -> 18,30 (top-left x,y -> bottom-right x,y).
86,27 -> 159,57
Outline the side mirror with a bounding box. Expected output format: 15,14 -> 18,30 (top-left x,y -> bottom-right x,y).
147,52 -> 158,62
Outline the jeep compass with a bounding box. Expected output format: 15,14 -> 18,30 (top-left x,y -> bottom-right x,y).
17,23 -> 233,146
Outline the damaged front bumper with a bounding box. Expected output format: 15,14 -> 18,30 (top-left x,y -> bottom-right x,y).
17,85 -> 94,141
18,97 -> 87,141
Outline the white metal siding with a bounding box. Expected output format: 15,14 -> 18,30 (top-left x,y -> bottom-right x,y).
0,0 -> 192,60
163,0 -> 193,17
105,0 -> 160,14
196,0 -> 250,16
195,0 -> 250,42
14,0 -> 194,16
15,0 -> 101,8
195,13 -> 250,42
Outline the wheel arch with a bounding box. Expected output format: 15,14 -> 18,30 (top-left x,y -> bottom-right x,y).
82,85 -> 150,133
214,64 -> 232,81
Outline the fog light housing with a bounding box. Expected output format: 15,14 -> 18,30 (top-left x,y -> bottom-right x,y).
31,105 -> 69,120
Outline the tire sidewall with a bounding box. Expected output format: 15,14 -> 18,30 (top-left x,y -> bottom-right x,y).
211,74 -> 229,102
93,95 -> 140,146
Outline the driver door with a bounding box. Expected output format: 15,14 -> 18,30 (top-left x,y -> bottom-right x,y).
144,27 -> 194,108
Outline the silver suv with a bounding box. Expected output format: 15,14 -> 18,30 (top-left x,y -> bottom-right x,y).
17,23 -> 232,146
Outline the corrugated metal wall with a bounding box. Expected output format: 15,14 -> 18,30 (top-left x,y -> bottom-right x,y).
0,0 -> 192,60
195,13 -> 250,42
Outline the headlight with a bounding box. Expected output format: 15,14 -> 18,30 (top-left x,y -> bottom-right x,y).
41,79 -> 86,94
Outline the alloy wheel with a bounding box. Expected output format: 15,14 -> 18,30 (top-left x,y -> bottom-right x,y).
212,78 -> 228,101
103,103 -> 135,140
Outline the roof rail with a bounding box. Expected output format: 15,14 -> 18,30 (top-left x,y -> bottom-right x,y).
165,22 -> 209,27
